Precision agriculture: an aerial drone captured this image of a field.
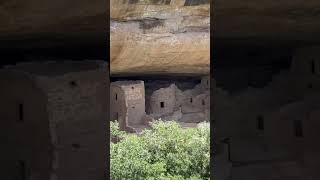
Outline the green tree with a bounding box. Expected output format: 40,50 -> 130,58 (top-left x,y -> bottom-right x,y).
110,121 -> 210,180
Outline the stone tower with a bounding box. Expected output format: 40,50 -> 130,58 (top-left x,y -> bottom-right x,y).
110,81 -> 146,130
0,60 -> 108,180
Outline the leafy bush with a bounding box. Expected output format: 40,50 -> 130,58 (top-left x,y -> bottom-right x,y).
110,121 -> 210,180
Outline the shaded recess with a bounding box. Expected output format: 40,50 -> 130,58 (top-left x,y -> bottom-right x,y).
128,0 -> 171,4
213,43 -> 292,92
185,0 -> 209,6
0,0 -> 108,65
0,42 -> 107,67
111,75 -> 202,90
138,18 -> 165,30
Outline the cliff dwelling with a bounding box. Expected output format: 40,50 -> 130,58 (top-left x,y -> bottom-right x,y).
213,20 -> 320,180
110,76 -> 210,132
212,0 -> 320,178
0,61 -> 109,180
110,0 -> 210,132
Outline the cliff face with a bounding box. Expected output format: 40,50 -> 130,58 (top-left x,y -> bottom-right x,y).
110,0 -> 210,76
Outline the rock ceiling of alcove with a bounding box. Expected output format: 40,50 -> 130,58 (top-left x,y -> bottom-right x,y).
2,0 -> 320,74
110,0 -> 210,76
0,0 -> 107,48
215,0 -> 320,47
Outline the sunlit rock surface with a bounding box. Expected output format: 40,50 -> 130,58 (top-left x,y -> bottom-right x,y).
110,0 -> 210,76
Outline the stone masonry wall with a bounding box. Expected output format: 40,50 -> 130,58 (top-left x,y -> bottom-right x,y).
37,69 -> 108,180
122,81 -> 146,126
0,71 -> 52,180
110,85 -> 128,130
149,84 -> 176,118
146,78 -> 210,123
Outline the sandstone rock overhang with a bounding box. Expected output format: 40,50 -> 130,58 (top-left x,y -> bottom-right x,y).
0,0 -> 107,49
215,0 -> 320,47
110,0 -> 210,76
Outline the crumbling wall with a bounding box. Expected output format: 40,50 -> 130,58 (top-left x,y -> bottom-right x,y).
214,66 -> 308,139
146,77 -> 210,123
149,84 -> 176,118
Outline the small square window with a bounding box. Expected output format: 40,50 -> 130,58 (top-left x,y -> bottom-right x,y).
257,116 -> 264,130
160,102 -> 164,108
311,60 -> 315,74
18,160 -> 26,180
294,120 -> 303,138
70,81 -> 78,88
114,112 -> 119,121
18,103 -> 24,122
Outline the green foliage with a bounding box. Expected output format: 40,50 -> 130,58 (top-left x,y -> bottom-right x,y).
110,120 -> 126,139
110,121 -> 210,180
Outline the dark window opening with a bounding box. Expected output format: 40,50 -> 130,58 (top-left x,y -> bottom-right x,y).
18,160 -> 26,180
115,112 -> 119,120
294,120 -> 303,138
257,116 -> 264,130
311,60 -> 315,74
160,102 -> 164,108
70,81 -> 78,88
190,98 -> 193,103
115,94 -> 118,100
18,103 -> 24,122
132,106 -> 135,109
72,143 -> 81,149
207,80 -> 209,85
131,87 -> 134,89
202,99 -> 205,105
